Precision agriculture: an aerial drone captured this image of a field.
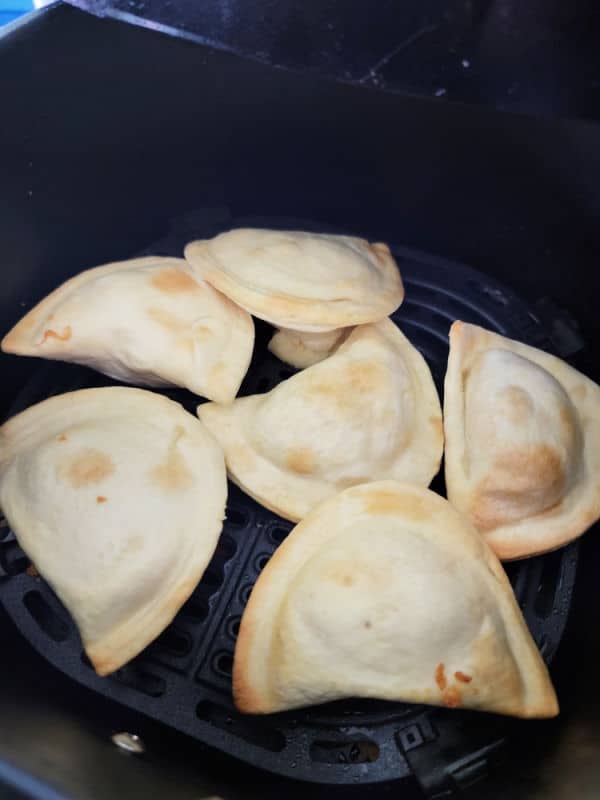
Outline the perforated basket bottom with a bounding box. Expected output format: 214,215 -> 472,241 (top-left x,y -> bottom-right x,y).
0,218 -> 578,786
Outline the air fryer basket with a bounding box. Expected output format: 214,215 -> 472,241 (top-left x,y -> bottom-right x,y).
0,212 -> 580,793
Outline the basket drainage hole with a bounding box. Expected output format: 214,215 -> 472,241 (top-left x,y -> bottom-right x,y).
116,666 -> 166,698
154,628 -> 191,657
214,652 -> 234,677
255,553 -> 270,571
310,739 -> 379,765
181,598 -> 209,622
23,591 -> 69,642
239,584 -> 253,604
0,541 -> 29,575
200,567 -> 224,591
226,508 -> 248,529
534,549 -> 564,618
269,526 -> 291,545
215,534 -> 237,560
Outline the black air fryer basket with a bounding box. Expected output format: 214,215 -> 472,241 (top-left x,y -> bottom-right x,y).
1,4 -> 600,799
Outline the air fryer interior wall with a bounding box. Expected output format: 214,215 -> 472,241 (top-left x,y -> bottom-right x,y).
1,5 -> 600,799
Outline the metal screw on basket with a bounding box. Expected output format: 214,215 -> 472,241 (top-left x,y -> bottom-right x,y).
111,732 -> 145,754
